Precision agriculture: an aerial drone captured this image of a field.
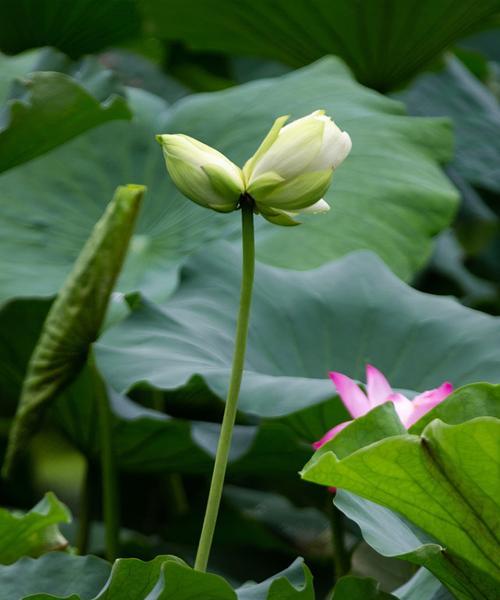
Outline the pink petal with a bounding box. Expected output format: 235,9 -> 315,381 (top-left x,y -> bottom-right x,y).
390,392 -> 414,426
405,382 -> 454,427
329,371 -> 370,418
312,421 -> 351,449
366,364 -> 394,408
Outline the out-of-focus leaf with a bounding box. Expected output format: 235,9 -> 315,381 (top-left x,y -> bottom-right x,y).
0,50 -> 39,103
99,50 -> 189,103
394,568 -> 452,600
334,492 -> 467,600
0,553 -> 314,599
302,418 -> 500,599
399,55 -> 500,193
0,493 -> 70,565
0,57 -> 457,304
332,576 -> 396,599
0,53 -> 131,174
2,185 -> 144,476
96,246 -> 500,436
0,553 -> 111,600
0,301 -> 310,476
141,0 -> 500,90
56,366 -> 311,474
236,558 -> 314,599
460,28 -> 500,62
0,0 -> 141,58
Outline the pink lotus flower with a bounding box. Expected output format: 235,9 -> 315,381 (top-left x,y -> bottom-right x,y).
313,365 -> 453,449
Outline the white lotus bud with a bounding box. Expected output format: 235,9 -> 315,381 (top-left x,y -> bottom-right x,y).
243,110 -> 352,225
156,110 -> 351,226
156,134 -> 245,213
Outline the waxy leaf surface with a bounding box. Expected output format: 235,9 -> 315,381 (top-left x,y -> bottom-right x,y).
0,51 -> 131,174
96,247 -> 500,439
142,0 -> 500,90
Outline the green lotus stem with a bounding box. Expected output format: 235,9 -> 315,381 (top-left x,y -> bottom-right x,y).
92,357 -> 120,561
76,461 -> 92,555
168,473 -> 189,515
328,495 -> 350,579
194,198 -> 255,572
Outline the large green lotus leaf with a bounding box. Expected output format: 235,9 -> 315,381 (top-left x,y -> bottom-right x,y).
398,55 -> 500,193
303,387 -> 498,595
141,0 -> 500,90
3,185 -> 144,476
302,418 -> 500,599
1,553 -> 313,600
0,0 -> 141,57
0,298 -> 309,475
0,553 -> 111,600
0,86 -> 230,304
0,51 -> 132,174
56,366 -> 310,474
95,246 -> 500,436
0,493 -> 70,565
0,57 -> 457,304
224,486 -> 329,551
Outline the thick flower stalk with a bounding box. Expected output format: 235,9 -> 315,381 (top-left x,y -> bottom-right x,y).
314,364 -> 453,449
157,110 -> 351,573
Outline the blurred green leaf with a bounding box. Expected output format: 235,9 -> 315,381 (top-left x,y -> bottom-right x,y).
99,50 -> 189,103
55,365 -> 311,474
394,568 -> 452,600
0,553 -> 314,599
96,246 -> 500,437
0,0 -> 141,58
302,418 -> 500,599
0,493 -> 70,565
335,492 -> 470,600
0,53 -> 132,174
0,553 -> 111,600
0,50 -> 40,103
0,300 -> 310,476
398,55 -> 500,193
2,185 -> 144,476
141,0 -> 500,91
332,576 -> 396,599
0,57 -> 457,303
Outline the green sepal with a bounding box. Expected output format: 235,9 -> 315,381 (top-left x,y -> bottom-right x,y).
258,169 -> 333,211
246,170 -> 285,201
243,114 -> 289,182
202,163 -> 243,210
2,184 -> 145,477
260,207 -> 301,227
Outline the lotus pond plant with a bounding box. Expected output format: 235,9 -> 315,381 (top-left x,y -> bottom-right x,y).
157,110 -> 352,571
